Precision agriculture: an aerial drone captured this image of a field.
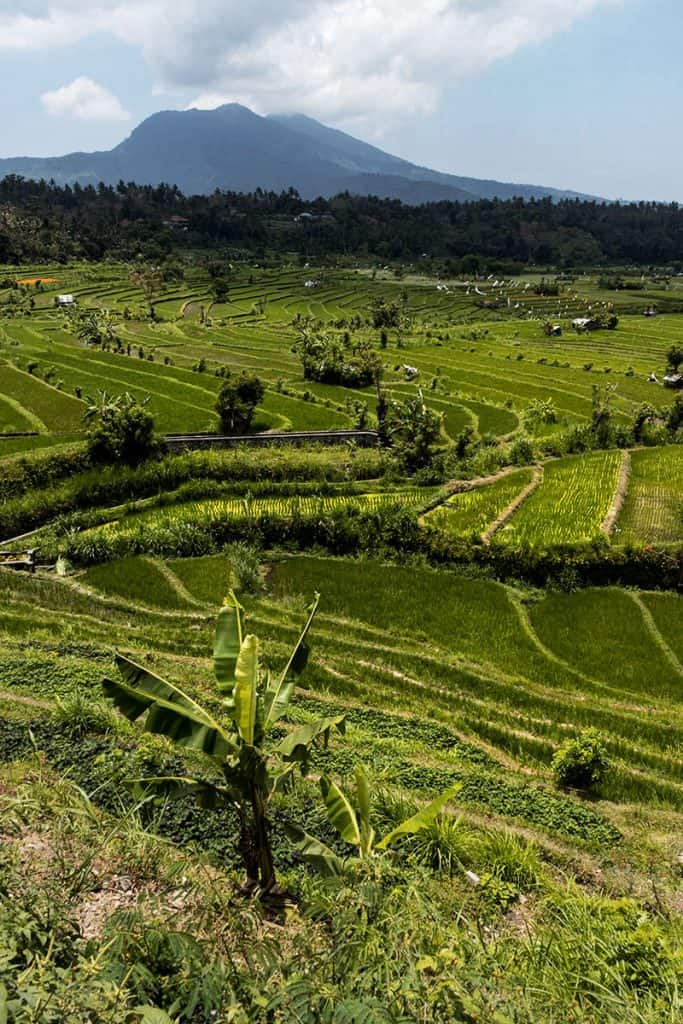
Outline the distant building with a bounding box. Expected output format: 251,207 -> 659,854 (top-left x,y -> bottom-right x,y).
55,294 -> 74,306
304,279 -> 321,289
162,215 -> 189,230
572,317 -> 600,332
663,372 -> 683,389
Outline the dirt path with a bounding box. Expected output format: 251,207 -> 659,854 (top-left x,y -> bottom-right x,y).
482,465 -> 543,543
443,464 -> 526,497
0,690 -> 50,709
601,449 -> 631,536
141,556 -> 207,609
627,592 -> 683,678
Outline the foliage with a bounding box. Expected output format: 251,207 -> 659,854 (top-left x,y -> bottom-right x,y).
215,373 -> 265,433
551,729 -> 611,790
288,765 -> 461,874
102,591 -> 345,894
84,390 -> 157,466
292,317 -> 383,388
384,389 -> 443,470
666,345 -> 683,372
6,175 -> 683,265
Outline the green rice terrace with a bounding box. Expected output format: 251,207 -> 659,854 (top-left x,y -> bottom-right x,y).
0,260 -> 682,1023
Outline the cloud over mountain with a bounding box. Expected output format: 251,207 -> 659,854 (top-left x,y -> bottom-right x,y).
41,77 -> 130,122
3,1 -> 619,127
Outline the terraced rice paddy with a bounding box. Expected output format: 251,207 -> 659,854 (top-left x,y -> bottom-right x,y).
616,445 -> 683,543
3,554 -> 681,822
86,488 -> 434,542
2,262 -> 681,451
423,468 -> 535,538
498,451 -> 624,546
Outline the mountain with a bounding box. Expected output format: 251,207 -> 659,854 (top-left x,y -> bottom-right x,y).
0,104 -> 598,204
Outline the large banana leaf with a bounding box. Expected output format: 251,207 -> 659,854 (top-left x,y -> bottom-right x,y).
214,593 -> 243,696
263,593 -> 320,728
104,677 -> 236,758
103,655 -> 237,759
111,654 -> 204,717
233,635 -> 259,745
285,822 -> 344,877
354,766 -> 375,856
376,783 -> 462,850
276,715 -> 346,765
130,775 -> 232,809
320,776 -> 361,846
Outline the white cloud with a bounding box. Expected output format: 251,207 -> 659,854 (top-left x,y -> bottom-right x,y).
41,76 -> 130,121
12,1 -> 621,126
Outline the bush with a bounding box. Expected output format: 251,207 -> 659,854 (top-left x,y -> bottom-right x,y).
86,394 -> 157,466
215,373 -> 264,433
551,729 -> 611,791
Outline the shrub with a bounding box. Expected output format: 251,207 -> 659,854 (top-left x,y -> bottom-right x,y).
215,373 -> 265,433
85,392 -> 157,466
551,729 -> 611,791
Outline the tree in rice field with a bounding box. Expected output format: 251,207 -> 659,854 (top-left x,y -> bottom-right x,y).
102,592 -> 346,899
215,373 -> 265,433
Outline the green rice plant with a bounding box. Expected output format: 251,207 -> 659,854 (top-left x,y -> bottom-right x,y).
87,489 -> 432,542
529,588 -> 681,698
83,556 -> 193,609
639,591 -> 683,663
616,445 -> 683,543
424,468 -> 534,538
501,450 -> 623,546
0,364 -> 84,433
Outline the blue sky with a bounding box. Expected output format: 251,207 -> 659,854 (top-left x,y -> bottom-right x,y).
0,0 -> 679,200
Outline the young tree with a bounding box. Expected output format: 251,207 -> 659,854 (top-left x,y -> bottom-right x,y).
103,592 -> 345,897
215,373 -> 265,433
84,390 -> 156,465
666,344 -> 683,372
129,265 -> 164,318
591,383 -> 617,448
384,390 -> 442,470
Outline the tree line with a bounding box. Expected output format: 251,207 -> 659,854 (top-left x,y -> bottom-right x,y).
4,175 -> 683,267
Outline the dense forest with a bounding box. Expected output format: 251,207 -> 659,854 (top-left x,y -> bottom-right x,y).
3,174 -> 683,267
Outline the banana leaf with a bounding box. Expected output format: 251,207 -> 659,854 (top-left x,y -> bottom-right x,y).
113,654 -> 207,719
354,766 -> 375,855
104,655 -> 237,758
233,635 -> 259,745
320,776 -> 361,846
263,592 -> 320,728
376,783 -> 462,850
276,715 -> 346,765
130,775 -> 233,809
285,822 -> 344,877
214,592 -> 243,696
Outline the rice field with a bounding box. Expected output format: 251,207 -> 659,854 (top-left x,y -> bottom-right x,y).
3,261 -> 681,452
88,488 -> 435,542
17,551 -> 676,815
616,445 -> 683,544
423,467 -> 535,538
498,451 -> 623,546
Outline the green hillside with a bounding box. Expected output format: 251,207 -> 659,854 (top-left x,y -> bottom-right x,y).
1,259 -> 682,1023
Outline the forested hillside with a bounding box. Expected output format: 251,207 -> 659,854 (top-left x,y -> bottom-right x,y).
3,175 -> 683,265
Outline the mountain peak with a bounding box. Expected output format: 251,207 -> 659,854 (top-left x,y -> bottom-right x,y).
0,103 -> 600,203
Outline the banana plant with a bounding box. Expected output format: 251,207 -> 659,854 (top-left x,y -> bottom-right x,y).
102,591 -> 344,896
287,766 -> 461,876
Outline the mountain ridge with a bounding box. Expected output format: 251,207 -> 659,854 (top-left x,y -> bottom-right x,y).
0,103 -> 600,204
